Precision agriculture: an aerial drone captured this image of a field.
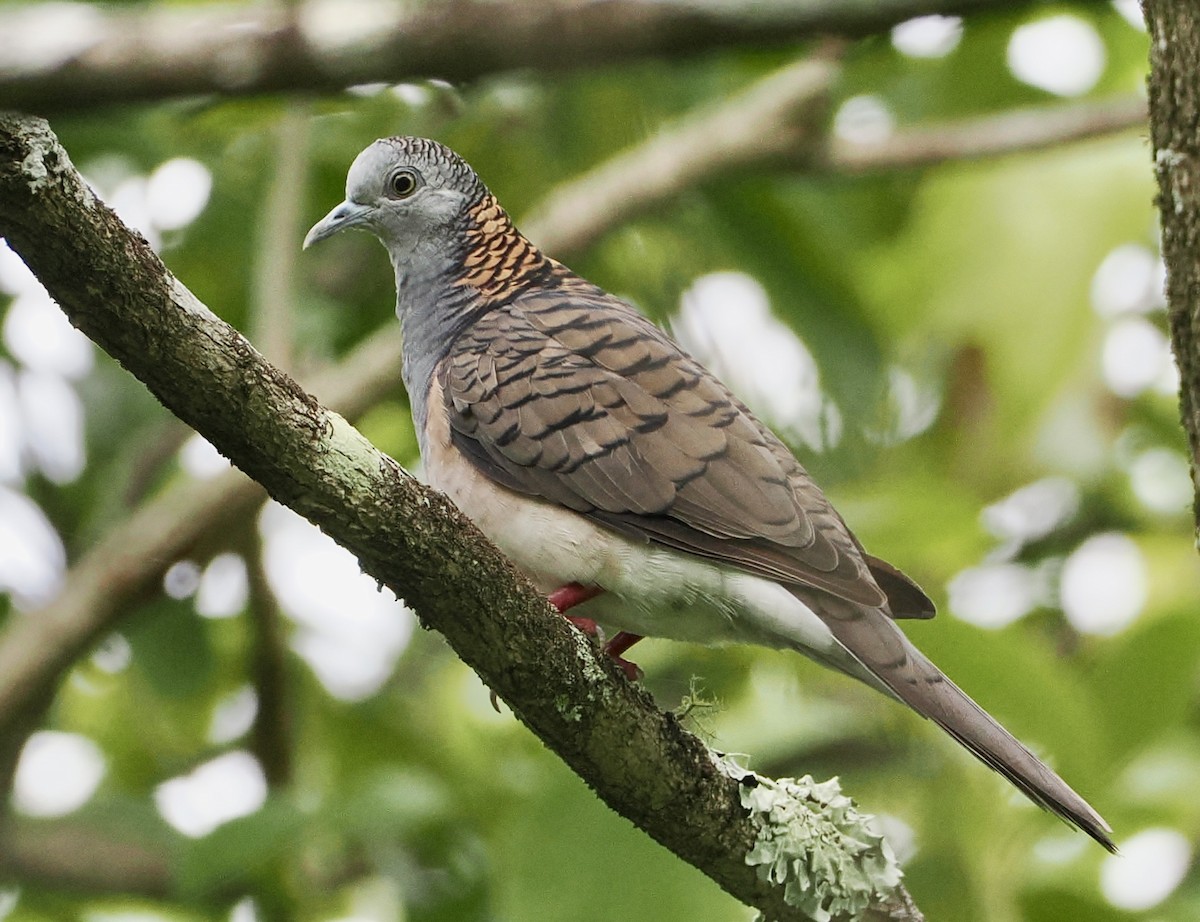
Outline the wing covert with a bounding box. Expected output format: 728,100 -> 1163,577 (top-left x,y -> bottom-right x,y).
440,282 -> 890,609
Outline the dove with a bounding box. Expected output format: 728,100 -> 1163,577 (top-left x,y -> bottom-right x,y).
305,136 -> 1113,851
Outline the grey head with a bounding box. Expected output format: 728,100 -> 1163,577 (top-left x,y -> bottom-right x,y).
304,136 -> 486,272
305,136 -> 535,450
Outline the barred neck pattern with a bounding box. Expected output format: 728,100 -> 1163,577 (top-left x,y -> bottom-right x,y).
454,194 -> 553,304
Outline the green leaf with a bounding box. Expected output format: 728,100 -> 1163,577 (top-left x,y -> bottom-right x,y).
126,596 -> 215,700
176,797 -> 305,901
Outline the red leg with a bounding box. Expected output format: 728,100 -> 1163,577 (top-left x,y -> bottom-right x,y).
546,583 -> 644,681
603,631 -> 645,681
548,582 -> 603,612
549,582 -> 603,637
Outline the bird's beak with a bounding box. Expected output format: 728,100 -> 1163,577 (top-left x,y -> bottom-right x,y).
303,200 -> 373,249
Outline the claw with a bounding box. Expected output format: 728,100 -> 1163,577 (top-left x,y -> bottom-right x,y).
548,584 -> 645,680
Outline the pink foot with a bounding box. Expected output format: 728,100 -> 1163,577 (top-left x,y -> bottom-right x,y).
564,614 -> 599,637
549,582 -> 603,637
547,583 -> 645,681
604,631 -> 645,682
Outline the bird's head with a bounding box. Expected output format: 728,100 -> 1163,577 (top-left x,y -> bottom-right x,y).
303,136 -> 484,259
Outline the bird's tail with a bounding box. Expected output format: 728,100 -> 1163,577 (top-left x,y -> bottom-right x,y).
813,596 -> 1115,852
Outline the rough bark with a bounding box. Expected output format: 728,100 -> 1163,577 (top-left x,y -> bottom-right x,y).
0,0 -> 1108,114
1144,0 -> 1200,531
0,113 -> 921,922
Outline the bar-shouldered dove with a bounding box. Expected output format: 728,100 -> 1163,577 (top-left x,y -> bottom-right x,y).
305,136 -> 1113,851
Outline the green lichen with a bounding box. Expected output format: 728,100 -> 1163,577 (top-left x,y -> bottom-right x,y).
671,676 -> 720,736
554,693 -> 583,722
716,755 -> 902,922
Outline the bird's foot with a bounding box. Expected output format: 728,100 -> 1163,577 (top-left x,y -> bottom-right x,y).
548,583 -> 644,681
604,631 -> 644,682
564,614 -> 599,637
550,582 -> 603,638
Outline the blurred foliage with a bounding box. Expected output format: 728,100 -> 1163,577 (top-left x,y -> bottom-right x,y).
1,1 -> 1197,921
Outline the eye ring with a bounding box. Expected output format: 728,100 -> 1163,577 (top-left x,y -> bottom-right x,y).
388,168 -> 419,199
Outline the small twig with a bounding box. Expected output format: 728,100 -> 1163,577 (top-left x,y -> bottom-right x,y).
251,107 -> 311,372
239,525 -> 294,788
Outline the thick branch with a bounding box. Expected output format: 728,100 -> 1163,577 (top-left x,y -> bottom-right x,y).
1143,0 -> 1200,532
0,115 -> 919,922
1,0 -> 1106,114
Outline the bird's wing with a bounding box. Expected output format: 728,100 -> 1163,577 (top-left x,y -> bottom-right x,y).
439,277 -> 932,616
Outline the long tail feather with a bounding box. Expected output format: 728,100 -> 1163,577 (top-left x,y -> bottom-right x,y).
814,596 -> 1115,851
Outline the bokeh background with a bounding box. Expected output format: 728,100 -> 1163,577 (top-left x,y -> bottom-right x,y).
1,1 -> 1197,920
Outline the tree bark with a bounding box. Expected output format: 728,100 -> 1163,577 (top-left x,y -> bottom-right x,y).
0,113 -> 921,922
1144,0 -> 1200,532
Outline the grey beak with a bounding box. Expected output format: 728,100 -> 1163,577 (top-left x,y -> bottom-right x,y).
303,200 -> 373,249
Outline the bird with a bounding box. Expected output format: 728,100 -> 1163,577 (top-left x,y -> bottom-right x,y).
304,135 -> 1114,851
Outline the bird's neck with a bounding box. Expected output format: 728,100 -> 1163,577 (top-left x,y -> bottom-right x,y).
393,194 -> 555,450
453,193 -> 553,304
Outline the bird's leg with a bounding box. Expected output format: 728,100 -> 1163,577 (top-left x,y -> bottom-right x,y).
603,632 -> 645,682
548,582 -> 644,681
548,582 -> 603,637
491,582 -> 631,712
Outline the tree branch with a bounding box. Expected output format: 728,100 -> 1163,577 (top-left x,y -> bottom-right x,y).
521,54 -> 837,254
524,56 -> 1145,255
1143,1 -> 1200,530
0,818 -> 172,897
826,95 -> 1148,173
0,326 -> 403,741
0,0 -> 1109,114
250,105 -> 311,372
241,524 -> 294,788
0,114 -> 920,922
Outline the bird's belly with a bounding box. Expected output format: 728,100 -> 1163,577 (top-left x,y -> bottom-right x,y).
424,448 -> 841,655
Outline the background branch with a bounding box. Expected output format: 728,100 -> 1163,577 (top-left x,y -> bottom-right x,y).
0,0 -> 1108,114
826,95 -> 1149,173
0,114 -> 921,922
241,524 -> 294,789
0,819 -> 172,897
0,327 -> 403,742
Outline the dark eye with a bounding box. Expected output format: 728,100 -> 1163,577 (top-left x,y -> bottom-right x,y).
388,169 -> 418,198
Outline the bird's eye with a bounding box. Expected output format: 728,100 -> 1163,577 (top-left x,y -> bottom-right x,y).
388,169 -> 418,198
